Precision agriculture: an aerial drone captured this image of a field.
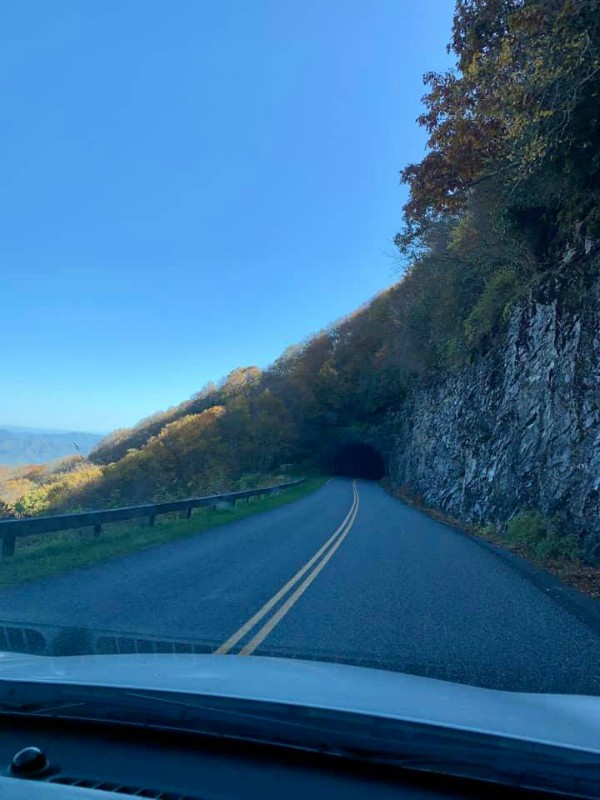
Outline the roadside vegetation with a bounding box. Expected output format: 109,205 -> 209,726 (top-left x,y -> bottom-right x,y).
0,477 -> 325,591
2,1 -> 599,570
488,512 -> 600,599
505,512 -> 582,563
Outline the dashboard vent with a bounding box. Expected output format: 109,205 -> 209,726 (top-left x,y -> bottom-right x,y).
0,624 -> 47,655
94,635 -> 210,656
49,776 -> 204,799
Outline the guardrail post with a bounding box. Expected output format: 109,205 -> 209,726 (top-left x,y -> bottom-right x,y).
94,524 -> 102,537
2,535 -> 16,558
186,506 -> 192,519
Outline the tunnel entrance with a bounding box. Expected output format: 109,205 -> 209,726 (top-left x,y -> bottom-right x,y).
332,442 -> 385,480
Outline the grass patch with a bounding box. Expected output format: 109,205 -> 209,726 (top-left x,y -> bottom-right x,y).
0,477 -> 327,591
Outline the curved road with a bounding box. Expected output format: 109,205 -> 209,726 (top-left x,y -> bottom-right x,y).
2,478 -> 600,693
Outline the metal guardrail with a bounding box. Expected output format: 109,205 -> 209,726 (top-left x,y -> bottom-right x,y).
0,478 -> 305,558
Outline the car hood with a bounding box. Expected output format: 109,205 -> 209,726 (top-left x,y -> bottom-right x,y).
1,650 -> 600,754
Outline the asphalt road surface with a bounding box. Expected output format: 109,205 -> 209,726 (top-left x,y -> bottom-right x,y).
2,478 -> 600,693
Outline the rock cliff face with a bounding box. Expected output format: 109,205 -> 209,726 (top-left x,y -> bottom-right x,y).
387,248 -> 600,559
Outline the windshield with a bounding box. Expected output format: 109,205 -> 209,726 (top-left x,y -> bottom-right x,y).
1,0 -> 600,763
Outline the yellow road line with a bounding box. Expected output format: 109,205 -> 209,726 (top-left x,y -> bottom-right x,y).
213,481 -> 358,656
239,483 -> 359,655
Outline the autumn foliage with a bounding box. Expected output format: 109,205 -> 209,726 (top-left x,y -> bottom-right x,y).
402,0 -> 600,240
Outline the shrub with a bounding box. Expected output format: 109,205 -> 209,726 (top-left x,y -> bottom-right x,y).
464,268 -> 524,351
581,534 -> 600,567
506,511 -> 581,562
14,486 -> 52,517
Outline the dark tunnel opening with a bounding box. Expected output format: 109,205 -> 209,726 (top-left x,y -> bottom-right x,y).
332,442 -> 385,480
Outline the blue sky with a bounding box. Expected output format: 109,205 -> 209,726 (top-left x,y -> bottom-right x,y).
1,0 -> 454,432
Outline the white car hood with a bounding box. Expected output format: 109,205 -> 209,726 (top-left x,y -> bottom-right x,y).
1,650 -> 600,753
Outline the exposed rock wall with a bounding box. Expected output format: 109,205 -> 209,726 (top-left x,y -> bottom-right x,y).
387,250 -> 600,557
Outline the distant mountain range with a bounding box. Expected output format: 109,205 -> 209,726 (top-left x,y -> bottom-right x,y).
0,427 -> 104,465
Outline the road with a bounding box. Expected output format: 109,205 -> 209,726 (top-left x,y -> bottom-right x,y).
1,478 -> 600,693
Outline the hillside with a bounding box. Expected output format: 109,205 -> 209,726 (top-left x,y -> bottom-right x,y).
0,428 -> 103,466
5,0 -> 600,566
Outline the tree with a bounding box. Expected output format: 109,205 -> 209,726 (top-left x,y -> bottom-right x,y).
0,499 -> 15,518
402,0 -> 600,244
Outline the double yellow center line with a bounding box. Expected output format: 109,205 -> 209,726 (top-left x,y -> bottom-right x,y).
214,480 -> 359,656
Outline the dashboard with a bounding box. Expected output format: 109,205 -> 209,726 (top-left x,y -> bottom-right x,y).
0,715 -> 553,800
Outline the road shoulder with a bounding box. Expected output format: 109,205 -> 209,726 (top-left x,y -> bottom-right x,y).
382,481 -> 600,638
